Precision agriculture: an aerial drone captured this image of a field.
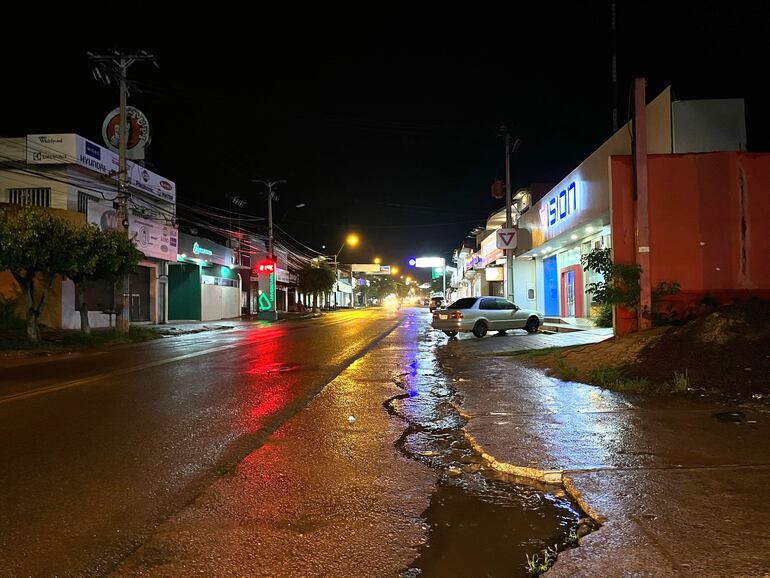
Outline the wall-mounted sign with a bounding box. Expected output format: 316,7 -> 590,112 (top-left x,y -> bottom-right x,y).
26,134 -> 176,204
129,215 -> 178,261
193,242 -> 213,256
178,233 -> 232,266
485,267 -> 504,281
540,181 -> 579,228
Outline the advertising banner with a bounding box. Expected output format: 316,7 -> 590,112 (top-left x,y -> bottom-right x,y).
129,216 -> 178,261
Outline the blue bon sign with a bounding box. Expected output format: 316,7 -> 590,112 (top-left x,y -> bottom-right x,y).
547,182 -> 578,227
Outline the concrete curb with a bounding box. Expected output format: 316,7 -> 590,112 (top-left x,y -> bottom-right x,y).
451,399 -> 605,527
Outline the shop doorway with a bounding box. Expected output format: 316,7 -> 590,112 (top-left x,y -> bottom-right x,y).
560,265 -> 583,318
127,266 -> 152,322
543,256 -> 559,316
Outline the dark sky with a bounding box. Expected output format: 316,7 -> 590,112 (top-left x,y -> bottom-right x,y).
5,2 -> 770,282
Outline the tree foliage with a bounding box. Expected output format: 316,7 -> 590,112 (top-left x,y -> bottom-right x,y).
582,248 -> 681,325
0,208 -> 78,341
298,262 -> 336,307
61,225 -> 142,334
0,207 -> 143,341
581,248 -> 641,311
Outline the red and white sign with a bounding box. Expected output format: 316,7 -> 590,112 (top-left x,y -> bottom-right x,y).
255,259 -> 276,274
496,228 -> 518,250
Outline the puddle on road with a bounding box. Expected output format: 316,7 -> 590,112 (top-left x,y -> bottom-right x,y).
388,328 -> 583,578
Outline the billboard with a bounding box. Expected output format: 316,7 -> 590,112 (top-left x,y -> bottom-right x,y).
129,216 -> 178,261
26,134 -> 176,204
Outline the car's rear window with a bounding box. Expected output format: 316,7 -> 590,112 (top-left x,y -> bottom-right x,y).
447,298 -> 478,309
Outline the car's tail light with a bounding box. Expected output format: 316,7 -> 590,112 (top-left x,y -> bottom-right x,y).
450,311 -> 463,319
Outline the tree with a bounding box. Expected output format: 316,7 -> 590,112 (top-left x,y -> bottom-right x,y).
63,226 -> 142,335
62,225 -> 100,335
0,208 -> 78,341
297,262 -> 336,309
581,248 -> 641,311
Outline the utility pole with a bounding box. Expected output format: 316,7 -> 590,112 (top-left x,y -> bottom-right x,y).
611,1 -> 619,133
253,179 -> 284,321
500,126 -> 519,304
252,179 -> 284,261
90,50 -> 156,332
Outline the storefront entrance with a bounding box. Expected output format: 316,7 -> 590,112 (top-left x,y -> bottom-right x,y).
127,266 -> 152,322
560,265 -> 583,318
543,256 -> 559,316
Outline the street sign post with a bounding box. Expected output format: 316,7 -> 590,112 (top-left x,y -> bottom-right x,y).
496,228 -> 517,250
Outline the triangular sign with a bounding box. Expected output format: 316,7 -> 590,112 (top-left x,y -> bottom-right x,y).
498,232 -> 515,247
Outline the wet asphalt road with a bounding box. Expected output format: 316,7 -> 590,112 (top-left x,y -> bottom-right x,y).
0,309 -> 402,576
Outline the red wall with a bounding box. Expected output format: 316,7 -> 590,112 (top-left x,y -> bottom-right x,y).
610,152 -> 770,334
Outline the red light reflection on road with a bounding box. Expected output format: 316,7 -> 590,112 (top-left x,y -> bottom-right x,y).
238,324 -> 295,430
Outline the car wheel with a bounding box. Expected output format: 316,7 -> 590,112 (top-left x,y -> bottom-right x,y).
443,330 -> 458,337
525,316 -> 540,333
472,321 -> 488,338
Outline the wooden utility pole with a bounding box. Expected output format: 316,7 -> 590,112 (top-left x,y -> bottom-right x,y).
89,50 -> 156,332
632,77 -> 652,330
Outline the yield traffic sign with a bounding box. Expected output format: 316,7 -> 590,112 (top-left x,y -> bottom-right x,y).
496,228 -> 517,250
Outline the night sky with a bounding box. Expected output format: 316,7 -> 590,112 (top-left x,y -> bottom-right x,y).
5,2 -> 770,282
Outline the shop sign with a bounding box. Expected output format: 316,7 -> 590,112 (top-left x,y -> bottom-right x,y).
101,106 -> 151,160
256,259 -> 276,274
485,267 -> 504,281
26,134 -> 176,204
541,181 -> 579,228
178,232 -> 232,266
193,242 -> 213,256
128,215 -> 178,261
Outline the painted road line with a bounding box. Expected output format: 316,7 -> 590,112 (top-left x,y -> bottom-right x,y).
0,343 -> 240,405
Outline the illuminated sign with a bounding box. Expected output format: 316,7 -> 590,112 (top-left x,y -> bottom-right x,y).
415,257 -> 445,268
541,182 -> 579,228
192,242 -> 213,256
258,272 -> 276,311
256,259 -> 276,274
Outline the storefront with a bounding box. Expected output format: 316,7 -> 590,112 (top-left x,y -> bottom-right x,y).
515,86 -> 750,326
169,233 -> 241,321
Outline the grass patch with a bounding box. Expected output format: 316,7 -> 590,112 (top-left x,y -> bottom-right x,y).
0,326 -> 159,352
525,545 -> 559,576
672,369 -> 690,392
586,365 -> 649,392
485,344 -> 583,361
551,359 -> 580,382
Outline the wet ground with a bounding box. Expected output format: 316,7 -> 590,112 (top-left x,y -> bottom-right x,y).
388,315 -> 582,577
1,307 -> 592,576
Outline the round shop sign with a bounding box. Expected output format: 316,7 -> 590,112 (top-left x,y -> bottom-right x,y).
102,106 -> 151,156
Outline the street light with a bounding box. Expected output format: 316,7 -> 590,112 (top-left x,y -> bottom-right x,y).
333,233 -> 360,309
391,266 -> 399,275
374,257 -> 381,264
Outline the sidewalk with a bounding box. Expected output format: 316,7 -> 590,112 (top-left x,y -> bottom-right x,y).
440,336 -> 770,576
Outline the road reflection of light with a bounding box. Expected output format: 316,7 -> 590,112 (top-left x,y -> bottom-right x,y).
238,325 -> 295,430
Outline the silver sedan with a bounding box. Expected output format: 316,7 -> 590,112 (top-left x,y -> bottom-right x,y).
431,296 -> 544,338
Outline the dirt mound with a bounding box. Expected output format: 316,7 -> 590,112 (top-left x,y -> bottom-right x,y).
630,299 -> 770,394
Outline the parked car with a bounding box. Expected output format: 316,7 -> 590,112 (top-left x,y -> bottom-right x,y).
428,296 -> 445,312
431,296 -> 543,337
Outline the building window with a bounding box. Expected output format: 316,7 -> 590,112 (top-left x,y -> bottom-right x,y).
7,187 -> 51,207
77,191 -> 98,214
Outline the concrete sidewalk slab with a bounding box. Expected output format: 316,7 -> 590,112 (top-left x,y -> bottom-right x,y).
439,336 -> 770,576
